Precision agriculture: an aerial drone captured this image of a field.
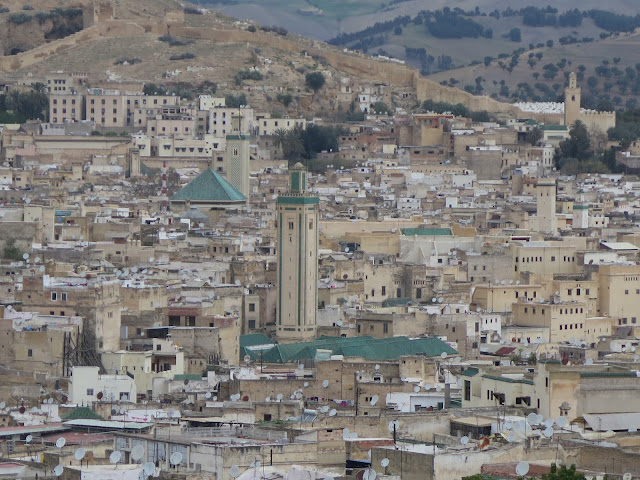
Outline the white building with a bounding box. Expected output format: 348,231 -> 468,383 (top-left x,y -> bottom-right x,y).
69,366 -> 137,405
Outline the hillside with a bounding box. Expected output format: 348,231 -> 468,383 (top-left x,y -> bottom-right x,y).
197,0 -> 640,40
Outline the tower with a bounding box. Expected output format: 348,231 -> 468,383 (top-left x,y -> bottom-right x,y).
225,134 -> 250,198
573,204 -> 589,229
276,163 -> 318,342
536,179 -> 557,233
564,72 -> 581,127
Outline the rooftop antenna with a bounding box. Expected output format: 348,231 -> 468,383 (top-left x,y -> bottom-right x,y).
109,450 -> 122,467
131,445 -> 144,463
515,461 -> 530,478
143,462 -> 156,478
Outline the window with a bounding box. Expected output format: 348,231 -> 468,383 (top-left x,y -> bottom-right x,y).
87,388 -> 94,396
51,292 -> 57,301
61,292 -> 67,301
248,320 -> 256,329
288,221 -> 294,230
382,286 -> 386,295
383,323 -> 389,334
249,303 -> 256,312
416,288 -> 422,298
27,349 -> 32,357
464,380 -> 471,401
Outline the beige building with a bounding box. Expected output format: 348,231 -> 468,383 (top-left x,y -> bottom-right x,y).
49,94 -> 84,124
276,164 -> 318,342
85,89 -> 127,128
255,114 -> 306,136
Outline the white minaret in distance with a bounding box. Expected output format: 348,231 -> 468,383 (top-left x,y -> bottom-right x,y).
276,163 -> 318,342
536,178 -> 557,233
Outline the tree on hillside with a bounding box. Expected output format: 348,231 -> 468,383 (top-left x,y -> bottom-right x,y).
305,72 -> 325,92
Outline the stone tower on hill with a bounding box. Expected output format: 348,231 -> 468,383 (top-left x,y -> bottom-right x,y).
276,163 -> 318,343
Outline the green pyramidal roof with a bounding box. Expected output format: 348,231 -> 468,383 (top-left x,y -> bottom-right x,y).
61,406 -> 104,420
171,168 -> 246,203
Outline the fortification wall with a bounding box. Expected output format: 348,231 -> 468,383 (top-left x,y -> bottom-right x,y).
579,110 -> 616,133
0,26 -> 100,72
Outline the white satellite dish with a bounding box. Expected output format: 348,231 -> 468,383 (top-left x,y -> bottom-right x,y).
39,266 -> 45,272
34,257 -> 40,264
131,445 -> 144,462
504,421 -> 513,430
515,461 -> 530,477
322,380 -> 329,388
544,427 -> 554,438
298,364 -> 304,370
56,437 -> 66,449
22,253 -> 29,260
387,420 -> 399,432
329,409 -> 337,417
110,450 -> 122,465
544,418 -> 554,428
229,466 -> 241,478
436,385 -> 442,392
375,364 -> 380,370
343,428 -> 351,439
440,352 -> 447,359
381,458 -> 389,468
414,386 -> 420,393
25,435 -> 32,443
585,358 -> 594,365
170,452 -> 183,466
143,462 -> 156,476
527,413 -> 538,425
556,417 -> 568,428
320,406 -> 329,413
205,392 -> 212,399
454,356 -> 461,363
276,393 -> 283,401
623,474 -> 632,480
424,384 -> 431,390
370,395 -> 379,406
461,436 -> 469,445
304,382 -> 309,387
74,448 -> 86,461
363,468 -> 377,480
120,407 -> 127,414
53,465 -> 64,477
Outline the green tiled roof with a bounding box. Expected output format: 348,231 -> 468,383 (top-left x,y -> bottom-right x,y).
401,228 -> 452,236
242,335 -> 457,363
460,367 -> 479,377
240,334 -> 276,348
61,407 -> 104,421
542,124 -> 568,131
482,374 -> 534,385
171,168 -> 246,203
580,371 -> 636,378
173,374 -> 202,381
382,297 -> 415,307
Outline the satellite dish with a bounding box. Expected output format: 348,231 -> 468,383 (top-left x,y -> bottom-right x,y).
53,465 -> 64,477
343,428 -> 350,439
131,445 -> 144,461
381,458 -> 389,468
515,461 -> 530,477
322,380 -> 329,388
363,468 -> 377,480
424,384 -> 431,390
476,307 -> 481,312
74,448 -> 86,461
298,364 -> 304,370
304,382 -> 309,387
536,414 -> 544,424
265,397 -> 271,403
120,407 -> 127,414
545,418 -> 554,428
110,450 -> 122,464
144,463 -> 156,476
414,386 -> 420,393
527,413 -> 538,425
244,355 -> 251,363
585,358 -> 594,365
370,395 -> 379,406
329,409 -> 337,417
205,392 -> 212,399
56,437 -> 66,449
320,406 -> 329,413
22,253 -> 29,260
507,433 -> 516,442
34,257 -> 40,264
440,352 -> 447,359
454,356 -> 461,363
544,427 -> 554,438
25,435 -> 33,443
436,385 -> 442,392
461,436 -> 469,445
170,452 -> 183,466
556,417 -> 568,428
387,420 -> 399,432
375,364 -> 380,370
276,393 -> 283,401
623,474 -> 632,480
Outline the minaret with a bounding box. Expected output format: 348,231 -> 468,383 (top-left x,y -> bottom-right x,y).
276,163 -> 318,342
564,72 -> 581,127
536,179 -> 557,234
225,134 -> 250,198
